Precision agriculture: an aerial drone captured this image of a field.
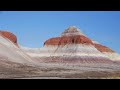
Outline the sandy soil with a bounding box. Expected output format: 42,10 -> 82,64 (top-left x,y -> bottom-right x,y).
0,60 -> 120,79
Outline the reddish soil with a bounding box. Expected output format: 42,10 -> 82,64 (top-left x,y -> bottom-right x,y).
44,35 -> 93,46
0,30 -> 18,47
94,43 -> 115,53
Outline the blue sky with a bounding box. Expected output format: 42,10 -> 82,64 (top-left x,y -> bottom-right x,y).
0,11 -> 120,53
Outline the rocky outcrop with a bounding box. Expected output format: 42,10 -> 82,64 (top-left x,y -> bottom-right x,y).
94,43 -> 115,53
92,41 -> 120,61
44,26 -> 93,46
0,30 -> 37,65
44,26 -> 114,53
61,26 -> 85,36
1,26 -> 120,79
44,35 -> 93,46
40,26 -> 120,62
21,26 -> 118,64
1,26 -> 119,64
0,30 -> 18,46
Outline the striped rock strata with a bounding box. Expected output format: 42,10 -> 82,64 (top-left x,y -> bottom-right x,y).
22,26 -> 120,63
0,30 -> 18,47
1,27 -> 120,79
0,31 -> 36,65
92,41 -> 120,61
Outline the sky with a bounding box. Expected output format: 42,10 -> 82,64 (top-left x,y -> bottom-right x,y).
0,11 -> 120,53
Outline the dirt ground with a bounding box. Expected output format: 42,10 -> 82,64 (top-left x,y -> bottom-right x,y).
0,60 -> 120,79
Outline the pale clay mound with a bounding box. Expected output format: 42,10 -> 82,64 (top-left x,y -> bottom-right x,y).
0,26 -> 120,79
